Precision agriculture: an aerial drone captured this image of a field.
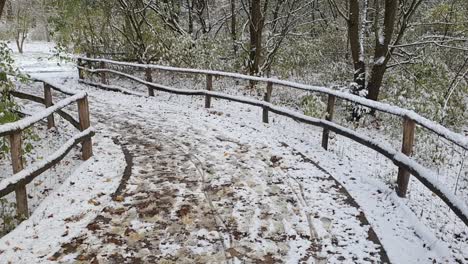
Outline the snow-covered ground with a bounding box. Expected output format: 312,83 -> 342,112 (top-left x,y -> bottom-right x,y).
0,110 -> 82,232
0,133 -> 125,262
103,56 -> 468,262
0,42 -> 466,263
0,42 -> 125,262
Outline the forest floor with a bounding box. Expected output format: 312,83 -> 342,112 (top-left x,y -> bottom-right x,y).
0,42 -> 466,263
48,86 -> 389,263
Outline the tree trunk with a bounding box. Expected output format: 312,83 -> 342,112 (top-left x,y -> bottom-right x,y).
16,31 -> 23,54
41,0 -> 50,42
0,0 -> 6,19
187,0 -> 193,34
367,0 -> 398,101
348,0 -> 365,92
20,31 -> 26,53
249,0 -> 264,78
45,23 -> 51,42
230,0 -> 237,55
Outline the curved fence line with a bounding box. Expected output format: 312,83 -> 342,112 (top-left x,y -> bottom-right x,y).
77,57 -> 468,150
78,63 -> 468,227
0,79 -> 94,220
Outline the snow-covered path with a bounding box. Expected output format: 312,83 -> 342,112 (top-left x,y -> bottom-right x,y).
3,43 -> 467,263
45,86 -> 388,263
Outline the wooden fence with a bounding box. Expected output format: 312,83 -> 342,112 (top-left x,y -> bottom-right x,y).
77,57 -> 468,227
0,79 -> 94,220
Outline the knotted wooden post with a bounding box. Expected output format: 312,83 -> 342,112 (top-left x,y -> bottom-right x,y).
100,61 -> 108,85
78,96 -> 93,160
9,131 -> 29,219
44,83 -> 55,129
145,67 -> 154,96
262,82 -> 273,123
205,74 -> 213,108
397,117 -> 416,197
321,95 -> 336,150
77,58 -> 84,80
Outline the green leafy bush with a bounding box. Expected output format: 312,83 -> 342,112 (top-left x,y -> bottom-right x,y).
0,42 -> 39,159
0,198 -> 16,236
301,94 -> 326,118
382,60 -> 467,131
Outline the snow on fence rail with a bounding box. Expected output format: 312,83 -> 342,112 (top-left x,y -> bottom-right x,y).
77,57 -> 468,151
77,57 -> 468,227
0,79 -> 94,220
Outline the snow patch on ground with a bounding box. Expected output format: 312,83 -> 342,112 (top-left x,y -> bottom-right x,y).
0,133 -> 125,263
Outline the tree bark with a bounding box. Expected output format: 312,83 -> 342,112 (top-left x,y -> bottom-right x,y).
249,0 -> 265,78
187,0 -> 193,34
0,0 -> 6,19
16,27 -> 26,54
348,0 -> 365,92
230,0 -> 237,55
367,0 -> 398,101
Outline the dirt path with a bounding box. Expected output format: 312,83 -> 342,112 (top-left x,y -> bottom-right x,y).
42,83 -> 390,264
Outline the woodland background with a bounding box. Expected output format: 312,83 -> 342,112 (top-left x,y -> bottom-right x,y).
0,0 -> 467,129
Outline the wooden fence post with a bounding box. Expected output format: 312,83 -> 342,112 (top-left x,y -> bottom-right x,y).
145,67 -> 154,96
78,96 -> 93,160
100,61 -> 108,85
205,74 -> 213,108
85,52 -> 92,69
44,83 -> 55,129
9,131 -> 29,219
77,58 -> 84,80
263,82 -> 273,123
397,117 -> 416,197
321,95 -> 336,150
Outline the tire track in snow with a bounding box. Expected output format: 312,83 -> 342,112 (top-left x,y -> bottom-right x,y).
47,81 -> 390,263
165,138 -> 232,263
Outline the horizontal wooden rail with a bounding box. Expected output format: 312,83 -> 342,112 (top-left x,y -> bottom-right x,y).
78,57 -> 468,150
79,64 -> 468,227
10,91 -> 81,130
0,79 -> 94,221
0,92 -> 86,137
80,79 -> 143,96
0,128 -> 95,198
30,77 -> 76,96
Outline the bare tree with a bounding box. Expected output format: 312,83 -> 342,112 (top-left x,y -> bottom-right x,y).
113,0 -> 153,62
247,0 -> 266,78
147,0 -> 187,36
331,0 -> 423,104
242,0 -> 321,79
230,0 -> 238,55
366,0 -> 398,101
8,0 -> 36,53
347,0 -> 366,93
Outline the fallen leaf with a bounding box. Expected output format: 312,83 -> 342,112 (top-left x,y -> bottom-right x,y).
48,252 -> 61,261
34,180 -> 43,187
88,199 -> 101,206
113,195 -> 125,202
13,247 -> 22,252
